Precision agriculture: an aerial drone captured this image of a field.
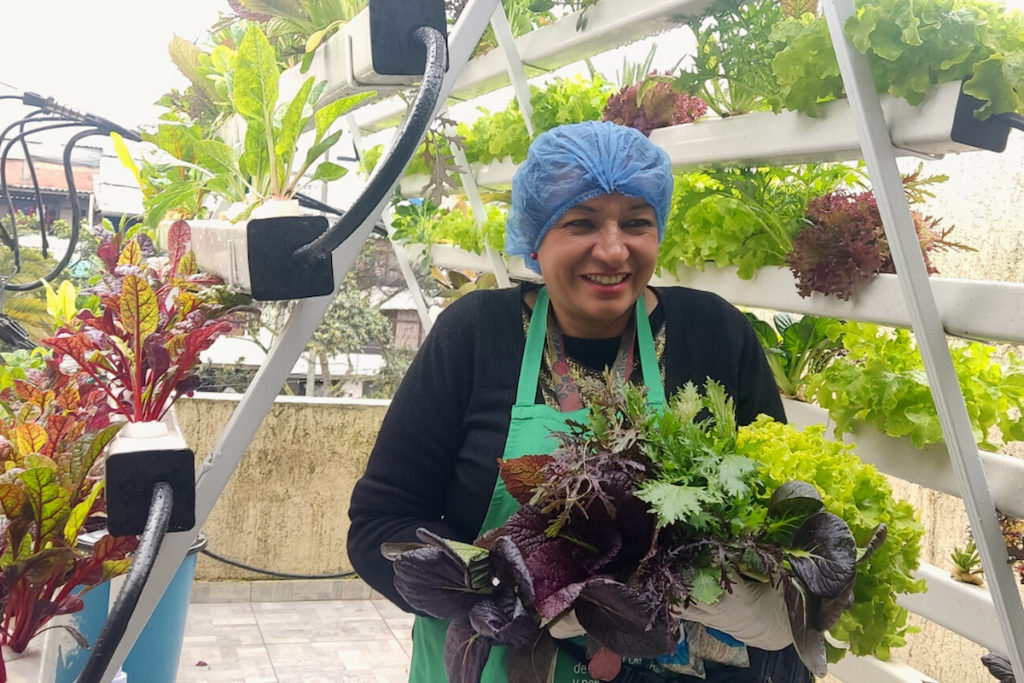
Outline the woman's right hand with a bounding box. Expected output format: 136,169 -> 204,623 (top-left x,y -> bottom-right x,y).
671,579 -> 793,651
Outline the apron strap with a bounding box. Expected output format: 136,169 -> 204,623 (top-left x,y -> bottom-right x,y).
516,287 -> 551,406
636,293 -> 664,408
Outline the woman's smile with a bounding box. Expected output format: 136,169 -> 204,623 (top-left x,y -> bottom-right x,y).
536,192 -> 659,339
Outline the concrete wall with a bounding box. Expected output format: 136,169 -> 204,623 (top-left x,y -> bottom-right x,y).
174,394 -> 389,582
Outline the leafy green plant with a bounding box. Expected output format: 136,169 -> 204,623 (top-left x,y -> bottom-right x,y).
527,74 -> 614,136
387,379 -> 909,678
128,25 -> 376,225
232,0 -> 368,70
468,0 -> 554,57
430,268 -> 498,308
745,312 -> 844,399
737,417 -> 924,661
528,0 -> 601,30
657,163 -> 862,278
362,75 -> 612,188
772,0 -> 1024,118
389,199 -> 506,254
949,539 -> 984,585
807,321 -> 1024,449
673,0 -> 792,116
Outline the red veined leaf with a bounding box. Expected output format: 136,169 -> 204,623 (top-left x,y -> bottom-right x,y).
100,558 -> 133,583
90,533 -> 140,561
167,220 -> 191,273
15,423 -> 48,457
68,423 -> 123,487
499,455 -> 555,504
177,319 -> 232,364
47,413 -> 87,462
13,380 -> 45,406
143,334 -> 172,377
55,382 -> 81,412
64,480 -> 103,543
176,251 -> 197,277
96,236 -> 122,272
120,274 -> 159,344
20,546 -> 76,584
117,238 -> 143,268
0,482 -> 28,518
19,467 -> 70,544
173,290 -> 199,319
42,333 -> 97,367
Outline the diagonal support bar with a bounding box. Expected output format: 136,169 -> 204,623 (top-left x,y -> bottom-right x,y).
93,1 -> 502,680
822,0 -> 1024,679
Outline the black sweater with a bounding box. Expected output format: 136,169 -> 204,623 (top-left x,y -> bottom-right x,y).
347,284 -> 785,611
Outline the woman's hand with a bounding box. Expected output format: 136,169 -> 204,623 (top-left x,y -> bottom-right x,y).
671,579 -> 793,651
544,609 -> 587,639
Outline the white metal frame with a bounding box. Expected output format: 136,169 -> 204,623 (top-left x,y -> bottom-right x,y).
823,1 -> 1024,678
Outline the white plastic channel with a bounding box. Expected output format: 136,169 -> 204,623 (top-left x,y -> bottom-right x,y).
349,0 -> 714,133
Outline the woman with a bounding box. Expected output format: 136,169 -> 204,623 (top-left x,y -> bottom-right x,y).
348,121 -> 811,682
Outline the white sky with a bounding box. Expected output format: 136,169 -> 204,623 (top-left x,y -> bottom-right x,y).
0,1 -> 227,130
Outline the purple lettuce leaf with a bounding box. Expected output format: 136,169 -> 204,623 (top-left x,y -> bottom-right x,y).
858,523 -> 888,564
445,615 -> 493,683
416,528 -> 493,590
392,545 -> 489,619
526,540 -> 590,618
783,577 -> 827,678
575,578 -> 677,659
981,652 -> 1015,683
499,505 -> 553,558
507,629 -> 558,683
490,536 -> 535,605
468,592 -> 537,646
814,577 -> 855,632
787,511 -> 857,598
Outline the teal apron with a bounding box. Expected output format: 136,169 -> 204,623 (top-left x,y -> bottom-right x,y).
409,287 -> 665,682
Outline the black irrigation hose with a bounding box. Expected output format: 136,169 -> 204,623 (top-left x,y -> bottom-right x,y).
294,193 -> 389,236
200,546 -> 357,580
77,483 -> 174,683
993,111 -> 1024,132
293,24 -> 448,266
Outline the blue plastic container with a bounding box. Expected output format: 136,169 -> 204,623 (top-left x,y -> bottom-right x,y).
55,534 -> 206,683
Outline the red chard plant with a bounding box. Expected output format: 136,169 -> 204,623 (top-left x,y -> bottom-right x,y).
42,220 -> 249,423
0,362 -> 137,670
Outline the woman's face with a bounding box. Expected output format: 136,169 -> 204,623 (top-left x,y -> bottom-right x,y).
536,192 -> 659,339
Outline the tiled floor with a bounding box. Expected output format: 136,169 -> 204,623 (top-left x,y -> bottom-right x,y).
177,590 -> 413,683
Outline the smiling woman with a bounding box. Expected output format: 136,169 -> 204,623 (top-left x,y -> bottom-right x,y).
348,121 -> 810,682
534,192 -> 659,338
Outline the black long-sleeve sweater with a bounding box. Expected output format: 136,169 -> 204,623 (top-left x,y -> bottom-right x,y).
347,284 -> 785,611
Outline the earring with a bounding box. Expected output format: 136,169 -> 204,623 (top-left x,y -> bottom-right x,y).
529,251 -> 537,260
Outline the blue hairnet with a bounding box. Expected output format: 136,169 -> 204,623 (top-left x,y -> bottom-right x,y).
505,120 -> 673,274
